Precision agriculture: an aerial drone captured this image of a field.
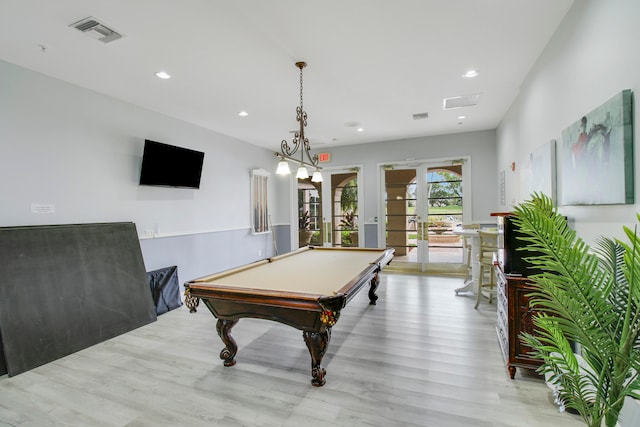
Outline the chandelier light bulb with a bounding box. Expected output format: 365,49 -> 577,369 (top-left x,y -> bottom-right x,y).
276,160 -> 291,175
296,166 -> 309,180
311,171 -> 323,183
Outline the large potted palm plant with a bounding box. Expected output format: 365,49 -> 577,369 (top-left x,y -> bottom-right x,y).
511,193 -> 640,427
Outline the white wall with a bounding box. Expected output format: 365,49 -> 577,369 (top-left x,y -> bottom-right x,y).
497,0 -> 640,245
0,59 -> 278,279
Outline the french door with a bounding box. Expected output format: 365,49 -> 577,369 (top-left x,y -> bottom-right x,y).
382,158 -> 469,271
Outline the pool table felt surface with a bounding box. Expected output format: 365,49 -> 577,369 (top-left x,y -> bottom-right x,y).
189,247 -> 389,297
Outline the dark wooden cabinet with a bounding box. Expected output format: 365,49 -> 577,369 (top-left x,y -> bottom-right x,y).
496,267 -> 542,379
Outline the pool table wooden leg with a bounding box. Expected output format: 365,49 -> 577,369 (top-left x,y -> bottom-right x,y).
368,272 -> 380,305
216,319 -> 239,367
303,328 -> 331,387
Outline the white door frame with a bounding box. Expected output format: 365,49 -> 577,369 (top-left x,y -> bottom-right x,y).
377,155 -> 472,268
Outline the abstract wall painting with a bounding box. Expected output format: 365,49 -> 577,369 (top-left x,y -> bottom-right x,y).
523,139 -> 556,202
559,90 -> 633,205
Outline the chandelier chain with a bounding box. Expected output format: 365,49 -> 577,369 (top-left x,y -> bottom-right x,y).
299,65 -> 304,111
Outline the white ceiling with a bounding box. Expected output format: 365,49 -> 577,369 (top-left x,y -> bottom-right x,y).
0,0 -> 574,150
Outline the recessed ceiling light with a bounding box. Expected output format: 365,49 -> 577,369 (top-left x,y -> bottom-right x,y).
457,115 -> 467,120
155,71 -> 171,79
462,69 -> 479,78
356,127 -> 364,132
237,111 -> 249,117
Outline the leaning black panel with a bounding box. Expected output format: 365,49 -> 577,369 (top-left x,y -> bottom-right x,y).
0,222 -> 157,376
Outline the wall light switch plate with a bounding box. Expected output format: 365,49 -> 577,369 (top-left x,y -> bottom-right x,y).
31,203 -> 55,214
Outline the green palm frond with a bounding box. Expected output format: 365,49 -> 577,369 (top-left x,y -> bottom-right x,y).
511,193 -> 640,427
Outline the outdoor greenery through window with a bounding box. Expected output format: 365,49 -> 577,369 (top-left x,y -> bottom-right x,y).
427,169 -> 462,228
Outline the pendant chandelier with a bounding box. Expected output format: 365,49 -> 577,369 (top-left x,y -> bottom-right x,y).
275,61 -> 323,183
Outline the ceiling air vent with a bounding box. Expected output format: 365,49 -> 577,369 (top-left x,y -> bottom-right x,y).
412,112 -> 429,120
442,93 -> 481,110
69,17 -> 123,44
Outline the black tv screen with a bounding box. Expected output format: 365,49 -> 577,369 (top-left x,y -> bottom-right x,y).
503,214 -> 567,277
503,215 -> 543,277
139,140 -> 204,189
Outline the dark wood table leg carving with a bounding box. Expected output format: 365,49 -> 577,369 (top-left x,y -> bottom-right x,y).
216,319 -> 239,367
508,366 -> 516,379
368,272 -> 380,305
303,328 -> 331,387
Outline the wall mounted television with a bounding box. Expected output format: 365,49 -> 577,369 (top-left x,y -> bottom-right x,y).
139,140 -> 205,189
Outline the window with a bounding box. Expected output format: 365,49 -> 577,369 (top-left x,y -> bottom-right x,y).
251,169 -> 270,234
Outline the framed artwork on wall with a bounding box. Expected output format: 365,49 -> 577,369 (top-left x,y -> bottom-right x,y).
559,89 -> 634,205
523,139 -> 556,202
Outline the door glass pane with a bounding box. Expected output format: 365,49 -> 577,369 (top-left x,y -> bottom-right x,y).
427,167 -> 463,263
384,169 -> 418,261
298,179 -> 322,247
331,173 -> 358,247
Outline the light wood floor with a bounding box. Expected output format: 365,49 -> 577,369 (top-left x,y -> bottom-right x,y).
0,273 -> 583,427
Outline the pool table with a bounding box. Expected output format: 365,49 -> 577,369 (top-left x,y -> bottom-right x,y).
183,246 -> 394,386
